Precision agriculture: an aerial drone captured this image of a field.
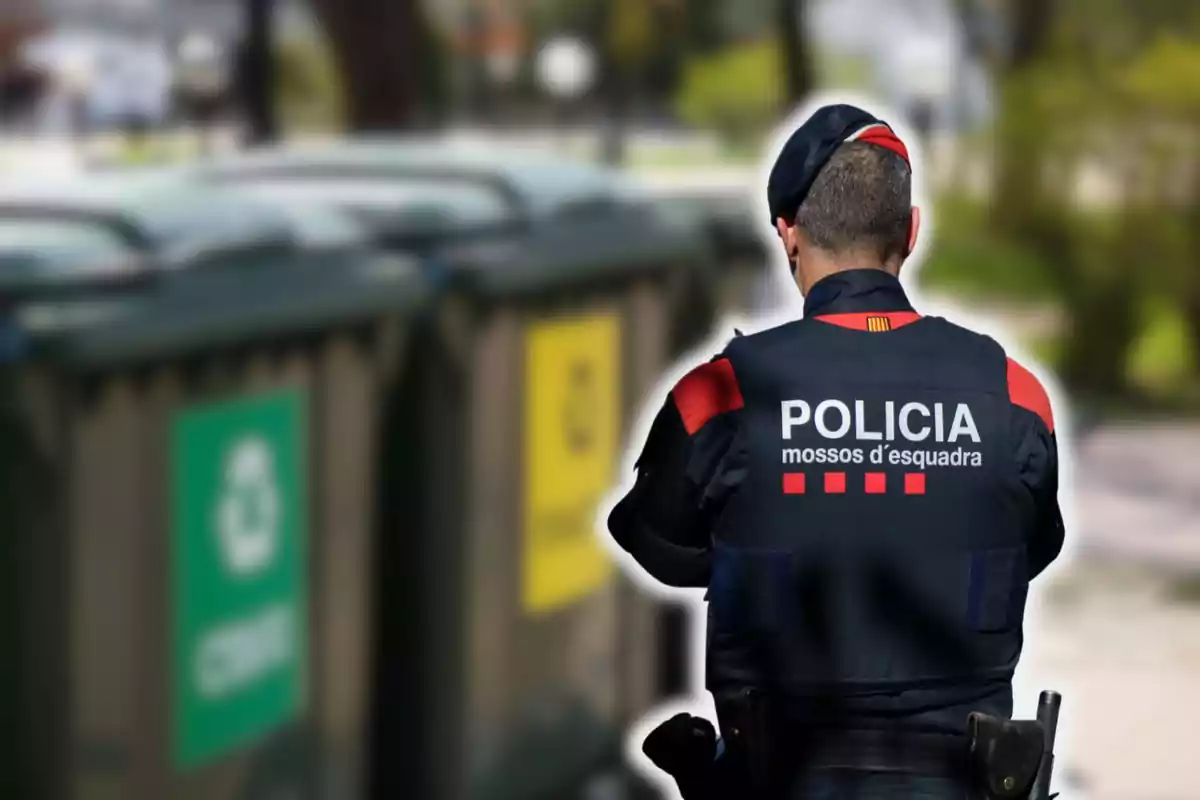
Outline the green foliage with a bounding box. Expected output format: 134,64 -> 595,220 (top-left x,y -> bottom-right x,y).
985,19 -> 1200,400
1126,297 -> 1197,393
275,35 -> 345,132
527,0 -> 603,35
1026,334 -> 1065,372
674,39 -> 783,146
918,191 -> 1199,398
681,0 -> 731,54
814,52 -> 873,92
1120,34 -> 1200,118
608,0 -> 655,70
918,194 -> 1060,302
1056,0 -> 1200,63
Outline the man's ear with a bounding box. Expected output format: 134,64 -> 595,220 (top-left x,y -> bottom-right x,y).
906,206 -> 921,256
775,218 -> 799,266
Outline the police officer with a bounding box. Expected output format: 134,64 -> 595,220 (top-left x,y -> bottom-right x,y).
608,104 -> 1064,798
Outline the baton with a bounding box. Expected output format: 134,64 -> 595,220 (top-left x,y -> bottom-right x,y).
1028,690 -> 1060,800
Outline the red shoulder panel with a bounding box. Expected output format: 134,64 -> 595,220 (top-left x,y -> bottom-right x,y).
672,358 -> 744,435
1007,358 -> 1054,433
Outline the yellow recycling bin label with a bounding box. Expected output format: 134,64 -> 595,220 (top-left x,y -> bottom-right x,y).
522,311 -> 621,615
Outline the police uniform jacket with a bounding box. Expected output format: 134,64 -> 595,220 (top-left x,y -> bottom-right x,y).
607,268 -> 1065,735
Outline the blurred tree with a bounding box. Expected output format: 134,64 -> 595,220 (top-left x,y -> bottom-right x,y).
675,39 -> 784,147
238,0 -> 279,143
1007,0 -> 1058,67
275,35 -> 344,133
973,1 -> 1200,397
0,61 -> 48,129
641,0 -> 695,111
631,0 -> 752,117
527,0 -> 776,123
598,0 -> 655,161
685,0 -> 731,54
457,0 -> 489,121
310,0 -> 444,130
778,0 -> 815,103
1055,212 -> 1147,396
984,0 -> 1061,237
609,0 -> 654,70
952,0 -> 1056,71
984,55 -> 1154,395
1118,33 -> 1200,376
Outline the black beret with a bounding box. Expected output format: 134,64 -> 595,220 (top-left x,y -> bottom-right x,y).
767,103 -> 911,225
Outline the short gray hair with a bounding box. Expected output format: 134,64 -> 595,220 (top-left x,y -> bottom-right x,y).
793,141 -> 912,260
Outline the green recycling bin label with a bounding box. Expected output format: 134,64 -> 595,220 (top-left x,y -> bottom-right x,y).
170,389 -> 308,770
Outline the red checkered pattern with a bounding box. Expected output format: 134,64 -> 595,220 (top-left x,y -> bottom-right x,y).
780,472 -> 927,495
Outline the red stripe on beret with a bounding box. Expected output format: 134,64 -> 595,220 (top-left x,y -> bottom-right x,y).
847,124 -> 910,165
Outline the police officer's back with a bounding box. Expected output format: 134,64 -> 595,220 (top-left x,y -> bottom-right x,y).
608,105 -> 1064,798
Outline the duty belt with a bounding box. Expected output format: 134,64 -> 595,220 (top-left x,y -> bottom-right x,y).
646,691 -> 1060,800
716,689 -> 973,791
781,728 -> 972,777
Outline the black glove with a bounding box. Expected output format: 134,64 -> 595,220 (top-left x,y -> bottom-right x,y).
642,714 -> 731,800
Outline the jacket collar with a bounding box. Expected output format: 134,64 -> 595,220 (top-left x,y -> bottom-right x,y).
802,269 -> 915,318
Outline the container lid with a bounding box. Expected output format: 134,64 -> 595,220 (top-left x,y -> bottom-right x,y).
20,251 -> 429,372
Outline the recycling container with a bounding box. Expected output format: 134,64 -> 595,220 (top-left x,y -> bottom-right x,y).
649,184 -> 773,352
369,178 -> 708,800
187,138 -> 717,797
644,184 -> 775,701
1,249 -> 428,800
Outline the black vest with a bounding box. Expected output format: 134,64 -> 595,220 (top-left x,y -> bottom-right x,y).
705,271 -> 1030,733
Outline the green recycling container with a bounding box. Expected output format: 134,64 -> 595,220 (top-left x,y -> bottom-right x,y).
190,139 -> 716,797
1,248 -> 428,800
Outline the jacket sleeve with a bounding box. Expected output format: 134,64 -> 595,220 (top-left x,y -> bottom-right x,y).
607,356 -> 743,588
1007,359 -> 1065,580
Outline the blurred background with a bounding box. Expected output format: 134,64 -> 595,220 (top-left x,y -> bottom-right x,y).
2,0 -> 1199,798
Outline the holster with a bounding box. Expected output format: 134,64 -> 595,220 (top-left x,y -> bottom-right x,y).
965,712 -> 1046,799
714,688 -> 778,798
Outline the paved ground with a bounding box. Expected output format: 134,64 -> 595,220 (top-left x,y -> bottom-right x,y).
1011,422 -> 1200,799
1018,557 -> 1200,800
1070,424 -> 1200,568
